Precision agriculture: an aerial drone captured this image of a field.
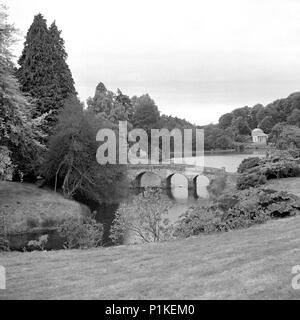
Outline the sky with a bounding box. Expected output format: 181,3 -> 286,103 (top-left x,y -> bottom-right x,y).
4,0 -> 300,125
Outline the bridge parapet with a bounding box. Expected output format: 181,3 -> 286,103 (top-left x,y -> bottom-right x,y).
127,164 -> 227,190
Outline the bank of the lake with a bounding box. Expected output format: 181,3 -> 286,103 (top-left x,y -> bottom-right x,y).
2,214 -> 300,299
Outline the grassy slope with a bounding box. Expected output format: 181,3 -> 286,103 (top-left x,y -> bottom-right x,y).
1,215 -> 300,300
267,177 -> 300,197
0,182 -> 88,233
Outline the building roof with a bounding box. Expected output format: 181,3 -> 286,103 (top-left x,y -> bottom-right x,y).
252,128 -> 268,137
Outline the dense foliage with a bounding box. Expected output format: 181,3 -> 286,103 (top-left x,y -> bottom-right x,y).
58,217 -> 103,249
237,157 -> 261,174
236,153 -> 300,190
17,14 -> 76,133
0,6 -> 46,180
87,83 -> 134,126
174,188 -> 300,238
110,189 -> 173,244
236,172 -> 267,190
210,91 -> 300,151
43,98 -> 128,204
269,124 -> 300,149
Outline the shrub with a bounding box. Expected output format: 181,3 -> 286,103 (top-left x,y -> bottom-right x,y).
237,157 -> 261,174
0,146 -> 15,181
288,149 -> 300,159
174,206 -> 226,238
207,175 -> 227,199
0,209 -> 9,251
0,236 -> 9,251
237,172 -> 267,190
236,155 -> 300,190
174,188 -> 300,239
110,188 -> 172,245
58,217 -> 103,249
261,160 -> 300,179
27,235 -> 49,251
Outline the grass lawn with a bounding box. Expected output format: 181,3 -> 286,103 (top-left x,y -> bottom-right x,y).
267,177 -> 300,197
0,182 -> 88,233
1,216 -> 300,300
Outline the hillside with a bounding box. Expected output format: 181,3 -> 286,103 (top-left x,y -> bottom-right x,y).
0,182 -> 89,233
1,215 -> 300,300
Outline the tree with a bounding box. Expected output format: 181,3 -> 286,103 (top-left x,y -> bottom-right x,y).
87,82 -> 114,119
42,98 -> 128,204
132,94 -> 160,130
231,116 -> 251,136
215,136 -> 234,149
17,14 -> 76,132
47,22 -> 76,116
114,89 -> 134,124
87,83 -> 134,126
258,116 -> 275,133
269,124 -> 300,149
219,113 -> 233,129
0,6 -> 46,180
287,109 -> 300,127
110,188 -> 173,244
249,104 -> 264,129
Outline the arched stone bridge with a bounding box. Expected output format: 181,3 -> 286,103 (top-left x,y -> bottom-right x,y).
127,163 -> 227,190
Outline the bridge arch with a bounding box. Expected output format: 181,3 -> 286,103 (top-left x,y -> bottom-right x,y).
135,171 -> 162,188
167,173 -> 189,200
166,173 -> 189,189
193,174 -> 210,199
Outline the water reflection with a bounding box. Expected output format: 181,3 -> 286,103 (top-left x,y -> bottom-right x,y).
195,175 -> 210,199
140,172 -> 161,187
169,174 -> 189,202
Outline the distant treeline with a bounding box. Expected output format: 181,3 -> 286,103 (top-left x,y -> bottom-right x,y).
1,6 -> 300,209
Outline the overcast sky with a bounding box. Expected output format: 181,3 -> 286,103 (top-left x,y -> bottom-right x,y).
4,0 -> 300,125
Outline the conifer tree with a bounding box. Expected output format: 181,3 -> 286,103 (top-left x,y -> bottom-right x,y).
17,14 -> 76,131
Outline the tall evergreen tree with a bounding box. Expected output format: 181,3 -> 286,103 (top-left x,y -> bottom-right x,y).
17,14 -> 76,131
48,22 -> 76,106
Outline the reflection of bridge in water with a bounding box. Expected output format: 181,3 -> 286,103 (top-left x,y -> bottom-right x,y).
127,163 -> 227,199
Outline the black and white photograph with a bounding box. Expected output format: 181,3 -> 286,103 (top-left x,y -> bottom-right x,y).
1,0 -> 300,303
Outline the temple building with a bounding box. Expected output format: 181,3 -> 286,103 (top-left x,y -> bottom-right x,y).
252,128 -> 268,145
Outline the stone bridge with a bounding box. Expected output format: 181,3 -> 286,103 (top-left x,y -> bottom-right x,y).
127,163 -> 227,191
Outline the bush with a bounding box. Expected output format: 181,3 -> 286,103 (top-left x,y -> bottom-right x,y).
288,149 -> 300,159
174,206 -> 226,238
0,146 -> 14,181
237,157 -> 261,174
207,175 -> 227,198
27,235 -> 48,251
261,160 -> 300,179
58,217 -> 103,249
0,210 -> 9,251
236,154 -> 300,190
237,172 -> 267,190
0,236 -> 9,251
174,188 -> 300,238
110,188 -> 172,245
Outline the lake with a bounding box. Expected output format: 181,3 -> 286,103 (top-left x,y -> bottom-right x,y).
97,150 -> 267,245
203,150 -> 266,173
